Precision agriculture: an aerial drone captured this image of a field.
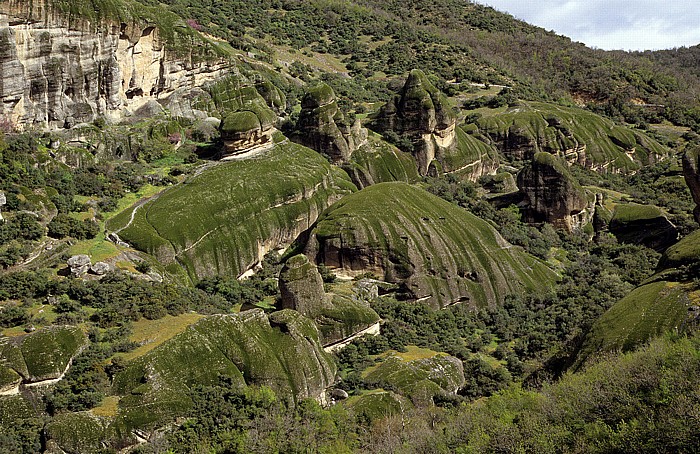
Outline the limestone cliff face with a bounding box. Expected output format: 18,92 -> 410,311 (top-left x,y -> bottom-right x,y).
294,83 -> 366,163
683,147 -> 700,223
0,0 -> 230,129
517,152 -> 591,232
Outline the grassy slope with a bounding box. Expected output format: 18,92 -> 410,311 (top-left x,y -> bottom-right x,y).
311,182 -> 556,308
116,140 -> 356,280
476,102 -> 668,172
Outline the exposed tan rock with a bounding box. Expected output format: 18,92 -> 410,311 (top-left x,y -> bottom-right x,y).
0,0 -> 230,129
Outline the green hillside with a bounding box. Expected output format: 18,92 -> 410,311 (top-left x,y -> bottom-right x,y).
308,182 -> 557,308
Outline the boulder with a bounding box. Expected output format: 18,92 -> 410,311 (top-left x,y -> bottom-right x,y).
294,83 -> 366,163
67,255 -> 91,277
682,147 -> 700,223
90,262 -> 112,276
0,191 -> 5,222
279,254 -> 326,316
517,152 -> 591,232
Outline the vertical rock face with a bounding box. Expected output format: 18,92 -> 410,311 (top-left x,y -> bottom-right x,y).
0,0 -> 230,129
682,147 -> 700,223
517,152 -> 590,232
279,254 -> 326,317
294,83 -> 366,163
375,69 -> 456,174
373,69 -> 498,180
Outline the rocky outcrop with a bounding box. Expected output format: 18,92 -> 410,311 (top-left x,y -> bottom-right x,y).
373,69 -> 498,179
279,254 -> 326,316
294,83 -> 366,163
114,140 -> 356,280
67,254 -> 91,276
306,182 -> 557,308
278,254 -> 381,346
517,152 -> 591,232
476,102 -> 669,173
682,147 -> 700,223
608,203 -> 678,252
0,0 -> 231,129
0,326 -> 87,392
113,310 -> 337,431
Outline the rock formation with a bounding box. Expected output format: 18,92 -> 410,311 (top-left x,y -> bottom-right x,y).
112,310 -> 337,431
373,69 -> 498,179
306,182 -> 557,308
0,326 -> 87,393
0,0 -> 230,129
114,140 -> 356,280
682,147 -> 700,223
278,254 -> 380,346
294,83 -> 366,163
608,203 -> 678,252
279,254 -> 326,316
475,102 -> 668,173
67,254 -> 91,277
517,152 -> 591,232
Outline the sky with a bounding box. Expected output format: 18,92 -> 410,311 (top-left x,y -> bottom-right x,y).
478,1 -> 700,51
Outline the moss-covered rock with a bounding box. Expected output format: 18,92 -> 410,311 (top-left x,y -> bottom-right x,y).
517,152 -> 591,232
342,136 -> 421,188
279,254 -> 381,345
575,280 -> 694,367
113,310 -> 336,432
45,412 -> 114,454
0,326 -> 86,385
294,83 -> 366,163
373,70 -> 499,179
660,229 -> 700,270
609,203 -> 678,252
346,390 -> 412,423
476,102 -> 669,173
112,139 -> 356,280
279,254 -> 326,316
215,76 -> 279,154
682,147 -> 700,223
306,182 -> 557,308
364,353 -> 466,401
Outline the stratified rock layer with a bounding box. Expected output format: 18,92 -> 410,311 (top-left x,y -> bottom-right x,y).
306,182 -> 556,308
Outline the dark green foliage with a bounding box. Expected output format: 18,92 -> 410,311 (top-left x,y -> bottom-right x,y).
47,214 -> 99,240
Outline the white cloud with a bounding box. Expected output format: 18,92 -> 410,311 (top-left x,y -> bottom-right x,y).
478,0 -> 700,51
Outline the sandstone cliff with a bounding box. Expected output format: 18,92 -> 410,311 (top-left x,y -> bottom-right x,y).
0,0 -> 231,129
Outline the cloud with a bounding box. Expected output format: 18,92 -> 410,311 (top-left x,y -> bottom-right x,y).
478,0 -> 700,51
